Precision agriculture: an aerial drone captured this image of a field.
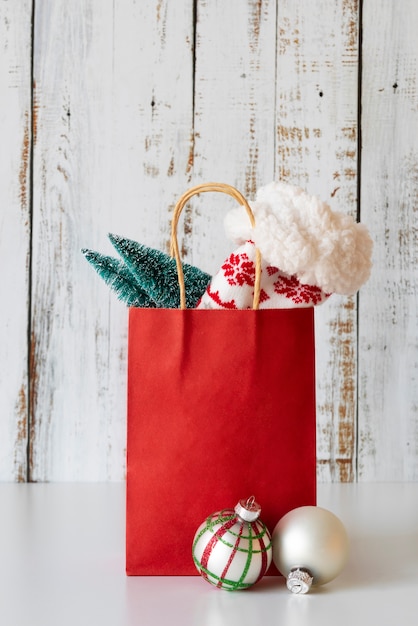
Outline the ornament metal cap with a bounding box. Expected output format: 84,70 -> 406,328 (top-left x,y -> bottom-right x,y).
234,496 -> 261,522
286,568 -> 313,594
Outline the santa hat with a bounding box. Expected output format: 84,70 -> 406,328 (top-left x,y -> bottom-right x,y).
223,181 -> 373,296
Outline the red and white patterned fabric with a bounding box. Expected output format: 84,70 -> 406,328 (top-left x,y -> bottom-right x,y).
197,241 -> 330,310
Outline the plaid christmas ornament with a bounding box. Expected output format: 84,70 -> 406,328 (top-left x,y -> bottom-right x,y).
197,241 -> 330,310
192,497 -> 272,591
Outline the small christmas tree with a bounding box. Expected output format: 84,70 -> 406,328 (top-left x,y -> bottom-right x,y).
83,235 -> 211,309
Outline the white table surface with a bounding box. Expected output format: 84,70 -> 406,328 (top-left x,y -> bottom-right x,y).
0,482 -> 417,626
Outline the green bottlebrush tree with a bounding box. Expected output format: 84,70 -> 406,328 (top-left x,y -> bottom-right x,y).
108,234 -> 211,309
82,249 -> 157,307
82,235 -> 211,309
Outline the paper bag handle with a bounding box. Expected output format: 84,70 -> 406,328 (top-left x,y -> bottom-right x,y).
170,182 -> 262,310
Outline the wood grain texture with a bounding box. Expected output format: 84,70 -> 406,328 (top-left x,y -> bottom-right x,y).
358,0 -> 418,480
276,0 -> 360,481
187,0 -> 277,274
2,0 -> 418,482
30,0 -> 193,480
0,0 -> 32,481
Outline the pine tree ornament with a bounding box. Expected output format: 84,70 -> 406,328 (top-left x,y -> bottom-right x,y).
192,497 -> 272,591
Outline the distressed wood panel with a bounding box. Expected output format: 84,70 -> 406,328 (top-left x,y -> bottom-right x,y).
276,0 -> 360,481
0,0 -> 32,481
3,0 -> 417,482
358,0 -> 418,480
30,0 -> 194,480
187,0 -> 277,273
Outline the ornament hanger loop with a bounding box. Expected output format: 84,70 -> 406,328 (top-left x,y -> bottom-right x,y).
246,496 -> 256,510
235,496 -> 261,522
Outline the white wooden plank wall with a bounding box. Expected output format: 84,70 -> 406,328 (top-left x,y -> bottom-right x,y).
359,0 -> 418,480
276,0 -> 360,482
0,0 -> 417,482
30,0 -> 195,481
0,0 -> 32,482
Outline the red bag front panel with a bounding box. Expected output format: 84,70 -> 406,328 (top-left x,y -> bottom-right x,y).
126,308 -> 316,575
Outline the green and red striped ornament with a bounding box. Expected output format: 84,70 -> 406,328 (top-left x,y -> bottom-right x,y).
192,497 -> 272,591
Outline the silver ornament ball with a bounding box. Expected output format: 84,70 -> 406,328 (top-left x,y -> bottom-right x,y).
272,506 -> 349,593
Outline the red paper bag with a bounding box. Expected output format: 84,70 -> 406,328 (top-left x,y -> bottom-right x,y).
126,184 -> 316,576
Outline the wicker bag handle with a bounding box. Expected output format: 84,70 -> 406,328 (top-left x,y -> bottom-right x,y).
170,182 -> 262,310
